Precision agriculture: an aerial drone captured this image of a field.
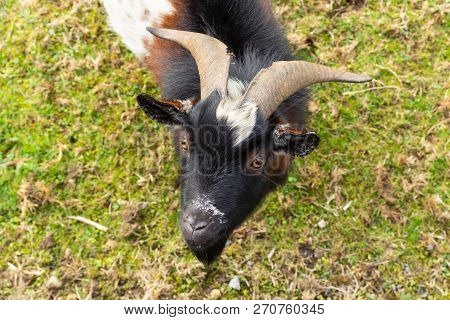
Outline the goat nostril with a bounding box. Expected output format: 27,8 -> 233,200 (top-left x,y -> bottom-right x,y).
192,220 -> 209,232
185,214 -> 210,233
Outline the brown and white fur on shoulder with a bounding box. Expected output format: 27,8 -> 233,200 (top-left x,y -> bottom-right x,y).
102,0 -> 371,264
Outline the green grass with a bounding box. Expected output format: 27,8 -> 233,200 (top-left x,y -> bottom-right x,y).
0,0 -> 448,299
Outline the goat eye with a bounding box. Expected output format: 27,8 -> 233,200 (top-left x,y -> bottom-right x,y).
181,138 -> 189,152
250,155 -> 265,170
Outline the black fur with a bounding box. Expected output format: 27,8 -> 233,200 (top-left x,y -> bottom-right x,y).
139,93 -> 313,264
137,94 -> 187,125
140,0 -> 313,263
176,92 -> 278,263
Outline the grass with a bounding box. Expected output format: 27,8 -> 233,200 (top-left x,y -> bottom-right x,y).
0,0 -> 448,299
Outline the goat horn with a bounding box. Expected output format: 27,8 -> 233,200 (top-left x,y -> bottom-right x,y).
240,61 -> 372,119
147,27 -> 231,100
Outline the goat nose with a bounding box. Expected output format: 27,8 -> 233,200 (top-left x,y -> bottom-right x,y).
185,214 -> 210,233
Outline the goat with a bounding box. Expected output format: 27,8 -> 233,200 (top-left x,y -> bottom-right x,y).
103,0 -> 371,263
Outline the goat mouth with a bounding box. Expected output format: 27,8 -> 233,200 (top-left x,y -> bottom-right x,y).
187,236 -> 228,264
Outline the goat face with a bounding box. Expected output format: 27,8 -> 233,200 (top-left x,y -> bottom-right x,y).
137,91 -> 320,263
137,27 -> 370,263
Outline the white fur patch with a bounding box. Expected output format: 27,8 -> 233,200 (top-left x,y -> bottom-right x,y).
226,77 -> 247,99
103,0 -> 174,58
192,196 -> 225,224
178,99 -> 194,112
216,78 -> 257,146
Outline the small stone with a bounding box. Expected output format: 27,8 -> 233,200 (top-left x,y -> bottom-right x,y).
228,276 -> 241,291
66,293 -> 77,300
138,202 -> 149,210
317,219 -> 327,229
313,249 -> 324,259
210,289 -> 221,299
47,276 -> 62,289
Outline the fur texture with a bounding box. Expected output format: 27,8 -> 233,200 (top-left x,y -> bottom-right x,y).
103,0 -> 174,57
105,0 -> 313,263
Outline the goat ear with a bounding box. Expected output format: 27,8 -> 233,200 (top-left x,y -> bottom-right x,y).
272,125 -> 320,157
137,94 -> 189,125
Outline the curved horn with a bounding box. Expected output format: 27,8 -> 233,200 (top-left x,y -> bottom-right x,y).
240,61 -> 372,119
147,27 -> 231,100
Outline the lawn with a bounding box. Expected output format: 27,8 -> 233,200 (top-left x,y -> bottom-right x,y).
0,0 -> 448,299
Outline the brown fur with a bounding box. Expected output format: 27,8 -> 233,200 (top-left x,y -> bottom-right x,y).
160,97 -> 198,112
266,152 -> 292,181
143,0 -> 187,87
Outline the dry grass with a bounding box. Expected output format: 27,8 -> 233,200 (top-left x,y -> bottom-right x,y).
0,0 -> 448,299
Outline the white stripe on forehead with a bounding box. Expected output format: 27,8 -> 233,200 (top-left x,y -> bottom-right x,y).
192,196 -> 225,224
216,78 -> 258,146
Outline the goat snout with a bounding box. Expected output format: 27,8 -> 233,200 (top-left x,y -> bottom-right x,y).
184,213 -> 210,234
180,205 -> 224,248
